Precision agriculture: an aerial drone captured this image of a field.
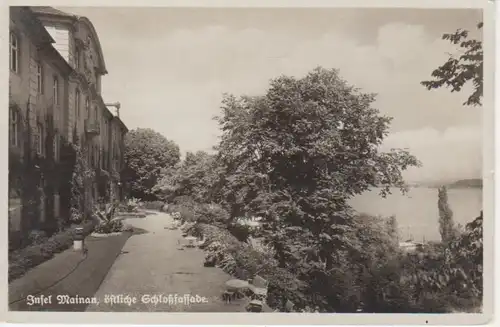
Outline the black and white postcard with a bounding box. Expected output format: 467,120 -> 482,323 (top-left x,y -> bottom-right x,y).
4,0 -> 495,325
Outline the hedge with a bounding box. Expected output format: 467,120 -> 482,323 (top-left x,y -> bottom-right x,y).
8,220 -> 95,282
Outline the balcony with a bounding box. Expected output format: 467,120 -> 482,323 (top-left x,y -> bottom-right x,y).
85,119 -> 100,136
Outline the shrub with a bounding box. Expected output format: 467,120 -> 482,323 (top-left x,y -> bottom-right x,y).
126,198 -> 140,212
167,203 -> 197,223
172,195 -> 197,206
121,224 -> 134,233
8,220 -> 94,282
94,220 -> 123,234
94,202 -> 123,234
227,223 -> 252,242
194,203 -> 230,225
140,200 -> 166,211
195,223 -> 306,311
28,230 -> 48,245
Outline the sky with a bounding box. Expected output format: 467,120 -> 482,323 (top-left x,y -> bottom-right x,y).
60,7 -> 483,184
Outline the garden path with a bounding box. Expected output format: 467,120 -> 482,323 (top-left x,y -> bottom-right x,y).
86,212 -> 260,312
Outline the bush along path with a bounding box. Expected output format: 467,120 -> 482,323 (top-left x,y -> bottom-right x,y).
8,221 -> 95,282
9,231 -> 132,311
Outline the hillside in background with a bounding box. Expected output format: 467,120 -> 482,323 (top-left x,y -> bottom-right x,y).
411,178 -> 483,189
448,178 -> 483,189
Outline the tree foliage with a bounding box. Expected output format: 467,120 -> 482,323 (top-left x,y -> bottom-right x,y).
385,215 -> 399,245
437,186 -> 456,243
69,143 -> 94,223
398,211 -> 483,312
445,211 -> 483,300
420,22 -> 483,311
123,128 -> 180,200
421,22 -> 483,106
213,67 -> 420,307
151,65 -> 482,312
154,150 -> 222,203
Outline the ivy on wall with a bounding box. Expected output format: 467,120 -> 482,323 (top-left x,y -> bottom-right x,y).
9,97 -> 119,248
9,101 -> 96,246
69,137 -> 95,223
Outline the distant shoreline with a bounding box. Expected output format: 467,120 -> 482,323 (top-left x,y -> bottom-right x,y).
408,178 -> 483,190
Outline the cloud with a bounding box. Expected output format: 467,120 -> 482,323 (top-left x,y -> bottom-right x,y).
93,15 -> 481,182
382,125 -> 482,182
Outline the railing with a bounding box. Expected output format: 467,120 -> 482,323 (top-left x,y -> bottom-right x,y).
84,119 -> 100,136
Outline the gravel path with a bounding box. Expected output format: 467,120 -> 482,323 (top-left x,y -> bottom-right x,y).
86,212 -> 256,312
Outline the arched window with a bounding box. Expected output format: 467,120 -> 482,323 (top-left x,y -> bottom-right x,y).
9,32 -> 19,73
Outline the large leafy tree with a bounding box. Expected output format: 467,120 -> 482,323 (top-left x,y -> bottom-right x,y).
421,22 -> 483,106
123,128 -> 180,200
422,23 -> 483,308
214,67 -> 420,308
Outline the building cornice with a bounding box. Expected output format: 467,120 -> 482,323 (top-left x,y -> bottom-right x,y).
32,7 -> 108,75
11,7 -> 54,47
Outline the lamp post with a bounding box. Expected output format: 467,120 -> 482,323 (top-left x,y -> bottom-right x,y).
117,181 -> 122,201
73,227 -> 85,251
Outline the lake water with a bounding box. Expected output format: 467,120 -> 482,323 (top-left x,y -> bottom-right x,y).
349,187 -> 483,242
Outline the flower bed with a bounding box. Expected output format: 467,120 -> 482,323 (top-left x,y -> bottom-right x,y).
115,212 -> 148,219
8,220 -> 95,282
91,231 -> 124,237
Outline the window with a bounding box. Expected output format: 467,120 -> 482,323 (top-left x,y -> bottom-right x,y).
35,123 -> 43,155
85,97 -> 90,119
75,89 -> 80,119
74,47 -> 80,70
10,32 -> 19,73
53,105 -> 59,127
94,106 -> 98,120
36,62 -> 43,94
53,134 -> 59,160
53,76 -> 59,105
10,108 -> 19,147
96,75 -> 101,94
96,146 -> 100,168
